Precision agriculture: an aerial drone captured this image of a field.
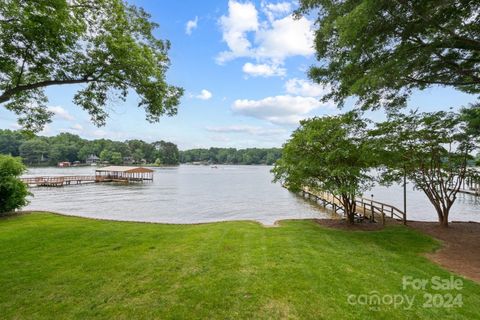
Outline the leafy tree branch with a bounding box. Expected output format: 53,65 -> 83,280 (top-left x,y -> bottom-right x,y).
0,0 -> 183,132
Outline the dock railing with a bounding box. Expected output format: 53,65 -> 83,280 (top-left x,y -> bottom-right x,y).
302,188 -> 406,225
21,176 -> 96,186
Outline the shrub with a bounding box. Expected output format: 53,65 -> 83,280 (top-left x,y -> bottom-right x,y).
0,155 -> 30,214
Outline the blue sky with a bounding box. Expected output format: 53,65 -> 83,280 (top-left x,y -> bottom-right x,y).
0,0 -> 477,149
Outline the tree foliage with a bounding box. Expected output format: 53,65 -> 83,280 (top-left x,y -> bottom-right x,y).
460,103 -> 480,138
0,129 -> 26,156
370,110 -> 477,227
296,0 -> 480,111
179,148 -> 282,165
0,155 -> 29,214
19,138 -> 49,165
0,0 -> 183,131
272,112 -> 374,224
154,141 -> 179,165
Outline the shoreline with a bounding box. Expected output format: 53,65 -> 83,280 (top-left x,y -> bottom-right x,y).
7,209 -> 479,228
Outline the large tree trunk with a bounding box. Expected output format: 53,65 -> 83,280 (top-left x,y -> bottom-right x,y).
346,209 -> 355,225
418,157 -> 468,229
437,208 -> 450,228
421,184 -> 455,228
442,215 -> 449,228
342,194 -> 356,225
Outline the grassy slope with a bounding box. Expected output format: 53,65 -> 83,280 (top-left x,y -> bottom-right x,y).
0,213 -> 478,319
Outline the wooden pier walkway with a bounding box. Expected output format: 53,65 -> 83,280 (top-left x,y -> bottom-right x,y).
20,176 -> 97,187
301,188 -> 406,225
454,174 -> 480,196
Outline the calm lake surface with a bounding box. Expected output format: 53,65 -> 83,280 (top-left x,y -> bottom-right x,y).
24,165 -> 479,225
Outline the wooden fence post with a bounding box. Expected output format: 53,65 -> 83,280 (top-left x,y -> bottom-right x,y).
381,204 -> 385,225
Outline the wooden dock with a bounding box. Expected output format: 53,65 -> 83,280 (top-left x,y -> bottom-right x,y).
454,175 -> 480,196
20,175 -> 155,187
301,188 -> 406,225
21,166 -> 155,187
20,176 -> 97,187
95,166 -> 154,182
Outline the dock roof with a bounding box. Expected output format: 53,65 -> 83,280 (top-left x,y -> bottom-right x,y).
95,166 -> 154,173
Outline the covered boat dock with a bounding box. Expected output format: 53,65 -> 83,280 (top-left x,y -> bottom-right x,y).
95,166 -> 154,183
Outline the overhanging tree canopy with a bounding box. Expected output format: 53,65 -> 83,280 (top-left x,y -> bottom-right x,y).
0,0 -> 183,131
296,0 -> 480,111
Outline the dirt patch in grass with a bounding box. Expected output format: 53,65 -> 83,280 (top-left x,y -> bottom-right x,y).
316,218 -> 480,283
0,211 -> 32,219
259,299 -> 297,319
408,221 -> 480,283
314,218 -> 389,231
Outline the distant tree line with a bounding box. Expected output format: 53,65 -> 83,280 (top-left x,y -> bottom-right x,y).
0,130 -> 282,166
0,130 -> 179,166
179,148 -> 282,165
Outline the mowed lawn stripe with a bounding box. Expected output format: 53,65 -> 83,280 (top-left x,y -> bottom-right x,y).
0,213 -> 479,319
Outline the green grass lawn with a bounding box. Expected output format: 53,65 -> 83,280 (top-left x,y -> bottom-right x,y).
0,213 -> 479,319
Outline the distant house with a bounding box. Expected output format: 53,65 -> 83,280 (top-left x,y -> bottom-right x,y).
58,162 -> 71,167
123,156 -> 134,165
86,154 -> 100,165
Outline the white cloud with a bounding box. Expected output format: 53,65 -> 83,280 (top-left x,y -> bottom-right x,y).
217,0 -> 259,63
92,129 -> 108,138
84,128 -> 147,141
39,124 -> 53,136
185,16 -> 198,35
59,123 -> 85,134
217,0 -> 314,69
206,125 -> 286,136
47,106 -> 74,121
264,2 -> 292,14
232,95 -> 332,125
242,62 -> 286,77
196,89 -> 213,100
254,15 -> 314,62
262,1 -> 292,22
210,135 -> 231,143
70,123 -> 84,131
285,78 -> 331,97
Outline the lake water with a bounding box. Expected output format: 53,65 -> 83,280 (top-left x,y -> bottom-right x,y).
24,165 -> 479,225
